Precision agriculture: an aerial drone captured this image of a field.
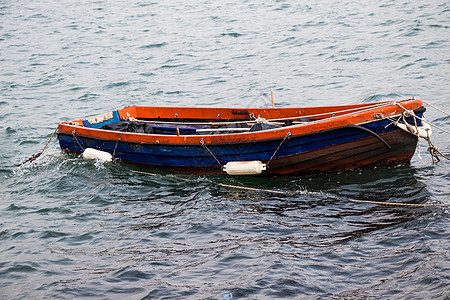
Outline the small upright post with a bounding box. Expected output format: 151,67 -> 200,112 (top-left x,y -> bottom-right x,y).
271,90 -> 275,108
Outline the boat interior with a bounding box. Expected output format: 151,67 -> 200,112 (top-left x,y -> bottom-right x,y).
74,102 -> 393,136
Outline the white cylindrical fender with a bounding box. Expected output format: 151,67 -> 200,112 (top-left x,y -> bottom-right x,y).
396,120 -> 432,139
396,123 -> 416,134
82,148 -> 113,162
223,161 -> 267,175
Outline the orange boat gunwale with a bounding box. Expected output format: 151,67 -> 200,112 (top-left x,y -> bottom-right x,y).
57,99 -> 424,146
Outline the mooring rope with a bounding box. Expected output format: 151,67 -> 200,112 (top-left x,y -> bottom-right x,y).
426,138 -> 450,161
40,152 -> 448,208
421,118 -> 450,135
18,99 -> 449,207
422,100 -> 450,117
129,170 -> 449,207
389,103 -> 450,161
343,198 -> 449,207
16,127 -> 58,167
396,103 -> 450,135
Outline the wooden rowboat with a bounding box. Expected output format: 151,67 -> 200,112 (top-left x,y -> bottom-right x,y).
57,98 -> 428,175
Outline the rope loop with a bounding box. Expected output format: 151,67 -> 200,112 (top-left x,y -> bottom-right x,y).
402,109 -> 415,118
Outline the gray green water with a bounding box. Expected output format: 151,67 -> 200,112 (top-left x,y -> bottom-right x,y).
1,0 -> 449,299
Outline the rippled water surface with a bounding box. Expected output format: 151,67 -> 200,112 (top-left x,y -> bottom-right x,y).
1,0 -> 449,299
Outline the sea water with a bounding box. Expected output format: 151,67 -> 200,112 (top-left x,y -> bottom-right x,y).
1,0 -> 449,298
